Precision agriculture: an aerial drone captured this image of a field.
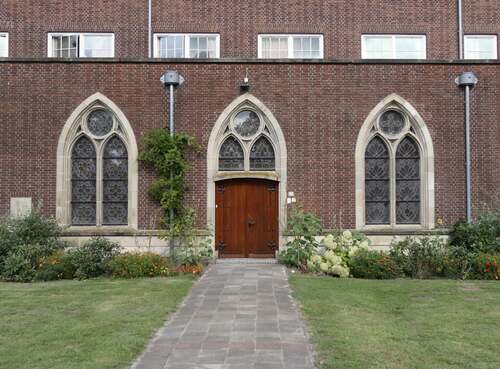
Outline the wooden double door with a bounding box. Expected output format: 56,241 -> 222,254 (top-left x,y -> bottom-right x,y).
215,179 -> 279,258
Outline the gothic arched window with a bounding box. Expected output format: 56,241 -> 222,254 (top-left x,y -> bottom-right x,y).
356,95 -> 434,229
69,109 -> 130,226
216,107 -> 280,173
219,136 -> 244,171
57,94 -> 138,227
57,93 -> 138,228
250,136 -> 275,171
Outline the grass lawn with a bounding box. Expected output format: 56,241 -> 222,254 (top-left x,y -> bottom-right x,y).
0,277 -> 194,369
289,275 -> 500,369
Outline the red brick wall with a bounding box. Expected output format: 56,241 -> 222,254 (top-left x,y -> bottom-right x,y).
153,0 -> 459,59
1,1 -> 499,59
1,60 -> 498,229
1,0 -> 148,58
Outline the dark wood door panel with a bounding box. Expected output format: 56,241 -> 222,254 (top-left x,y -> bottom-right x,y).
215,179 -> 278,258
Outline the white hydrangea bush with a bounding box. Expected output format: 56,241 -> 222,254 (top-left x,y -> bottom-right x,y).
307,230 -> 370,278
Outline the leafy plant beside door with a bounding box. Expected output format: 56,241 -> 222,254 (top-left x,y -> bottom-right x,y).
139,128 -> 213,266
278,206 -> 322,269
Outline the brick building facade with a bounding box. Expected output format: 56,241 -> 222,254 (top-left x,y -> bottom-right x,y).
1,1 -> 499,254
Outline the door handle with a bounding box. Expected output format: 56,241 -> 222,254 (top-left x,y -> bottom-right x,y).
247,218 -> 256,226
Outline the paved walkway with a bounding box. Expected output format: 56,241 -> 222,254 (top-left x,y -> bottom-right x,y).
132,263 -> 316,369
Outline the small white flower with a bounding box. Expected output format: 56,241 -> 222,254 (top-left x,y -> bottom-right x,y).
342,230 -> 352,239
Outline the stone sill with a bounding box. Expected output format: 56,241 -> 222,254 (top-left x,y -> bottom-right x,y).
63,227 -> 448,237
1,57 -> 499,65
62,227 -> 212,237
282,228 -> 450,237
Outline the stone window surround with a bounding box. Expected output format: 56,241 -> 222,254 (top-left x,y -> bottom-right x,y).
207,93 -> 288,249
355,93 -> 435,230
56,92 -> 138,230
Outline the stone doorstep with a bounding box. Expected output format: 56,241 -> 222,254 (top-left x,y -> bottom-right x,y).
216,258 -> 278,264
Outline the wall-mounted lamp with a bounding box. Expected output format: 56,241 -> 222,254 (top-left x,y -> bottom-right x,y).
287,191 -> 297,204
240,68 -> 250,92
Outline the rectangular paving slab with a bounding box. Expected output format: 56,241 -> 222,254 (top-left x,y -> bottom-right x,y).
131,263 -> 316,369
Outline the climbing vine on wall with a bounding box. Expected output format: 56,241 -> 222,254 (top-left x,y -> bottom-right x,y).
139,128 -> 201,230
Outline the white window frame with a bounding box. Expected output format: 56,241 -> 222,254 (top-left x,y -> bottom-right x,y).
464,35 -> 498,59
258,34 -> 324,59
153,33 -> 220,58
0,32 -> 9,57
361,34 -> 427,59
47,33 -> 115,58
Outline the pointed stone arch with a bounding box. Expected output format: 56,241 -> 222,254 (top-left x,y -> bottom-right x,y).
355,93 -> 435,229
56,92 -> 138,229
207,93 -> 287,248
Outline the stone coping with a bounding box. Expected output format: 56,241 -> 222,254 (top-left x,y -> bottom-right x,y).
1,57 -> 499,65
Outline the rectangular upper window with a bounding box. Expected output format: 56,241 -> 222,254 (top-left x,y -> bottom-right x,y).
258,35 -> 323,59
0,33 -> 8,57
154,34 -> 220,58
48,33 -> 115,58
362,35 -> 426,59
464,35 -> 497,59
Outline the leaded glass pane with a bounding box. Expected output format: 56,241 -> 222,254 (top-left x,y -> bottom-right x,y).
250,136 -> 275,171
71,136 -> 96,225
219,136 -> 244,171
365,137 -> 390,224
103,136 -> 128,225
233,111 -> 260,138
103,203 -> 128,225
379,110 -> 405,135
87,109 -> 113,137
396,137 -> 420,224
71,203 -> 96,225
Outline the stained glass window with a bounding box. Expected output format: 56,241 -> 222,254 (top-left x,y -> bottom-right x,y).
250,137 -> 275,171
87,110 -> 113,137
71,136 -> 96,225
365,137 -> 390,224
103,136 -> 128,225
233,111 -> 260,138
219,136 -> 244,171
396,137 -> 420,224
380,110 -> 405,135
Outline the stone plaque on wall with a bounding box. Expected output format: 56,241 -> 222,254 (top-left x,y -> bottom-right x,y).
10,198 -> 32,217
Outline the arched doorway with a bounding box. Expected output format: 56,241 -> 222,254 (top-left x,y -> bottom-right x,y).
207,93 -> 287,257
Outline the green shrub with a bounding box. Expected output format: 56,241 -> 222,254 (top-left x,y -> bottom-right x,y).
389,236 -> 448,279
349,250 -> 402,279
279,207 -> 322,269
450,212 -> 500,254
34,251 -> 76,281
1,241 -> 65,282
306,230 -> 369,278
67,237 -> 121,279
0,209 -> 63,267
468,253 -> 500,280
109,252 -> 174,278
